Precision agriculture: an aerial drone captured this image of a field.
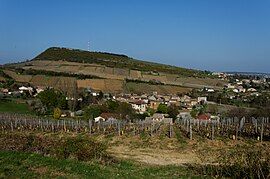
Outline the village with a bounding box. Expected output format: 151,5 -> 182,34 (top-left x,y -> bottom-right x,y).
1,70 -> 270,123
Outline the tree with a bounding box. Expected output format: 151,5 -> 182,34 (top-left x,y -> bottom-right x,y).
226,108 -> 247,118
37,88 -> 67,111
157,104 -> 168,114
116,102 -> 135,120
147,108 -> 155,116
98,91 -> 104,100
207,104 -> 218,115
106,100 -> 119,112
83,105 -> 102,120
27,99 -> 47,115
190,108 -> 198,118
167,105 -> 179,122
53,107 -> 61,119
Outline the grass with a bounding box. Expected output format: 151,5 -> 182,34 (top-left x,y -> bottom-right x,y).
0,151 -> 201,178
0,100 -> 33,114
174,126 -> 188,149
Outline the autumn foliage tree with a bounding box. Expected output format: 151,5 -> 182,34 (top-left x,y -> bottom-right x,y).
53,107 -> 62,119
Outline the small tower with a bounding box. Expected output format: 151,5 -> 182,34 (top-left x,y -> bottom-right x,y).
87,41 -> 90,52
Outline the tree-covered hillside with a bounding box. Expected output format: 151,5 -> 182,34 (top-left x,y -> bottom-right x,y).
33,47 -> 211,77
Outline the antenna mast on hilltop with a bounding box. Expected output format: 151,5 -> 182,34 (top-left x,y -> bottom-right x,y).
87,41 -> 90,52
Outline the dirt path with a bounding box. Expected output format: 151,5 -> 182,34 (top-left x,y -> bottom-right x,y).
108,145 -> 201,166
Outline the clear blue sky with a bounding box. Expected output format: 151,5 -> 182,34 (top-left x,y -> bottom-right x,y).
1,0 -> 270,73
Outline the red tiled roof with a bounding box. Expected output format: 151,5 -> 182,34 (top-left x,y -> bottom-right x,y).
197,114 -> 211,120
132,100 -> 146,105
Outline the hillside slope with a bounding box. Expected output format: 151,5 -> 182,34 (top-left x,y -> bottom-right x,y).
3,47 -> 226,94
33,47 -> 209,77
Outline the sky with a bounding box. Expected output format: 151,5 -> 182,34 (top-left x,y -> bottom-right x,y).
0,0 -> 270,73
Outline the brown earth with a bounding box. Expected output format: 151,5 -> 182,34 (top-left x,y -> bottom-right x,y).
22,60 -> 226,89
3,70 -> 32,83
77,79 -> 124,93
125,82 -> 192,95
108,145 -> 201,165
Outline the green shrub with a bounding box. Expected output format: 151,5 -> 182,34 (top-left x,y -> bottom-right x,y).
0,133 -> 109,162
57,136 -> 108,161
191,147 -> 270,178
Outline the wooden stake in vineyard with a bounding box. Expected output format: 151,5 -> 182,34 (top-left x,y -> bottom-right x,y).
211,122 -> 214,140
189,122 -> 192,140
261,119 -> 264,142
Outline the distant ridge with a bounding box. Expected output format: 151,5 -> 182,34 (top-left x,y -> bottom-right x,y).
33,47 -> 210,78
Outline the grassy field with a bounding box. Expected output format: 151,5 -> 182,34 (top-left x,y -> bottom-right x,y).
0,100 -> 32,114
0,151 -> 197,178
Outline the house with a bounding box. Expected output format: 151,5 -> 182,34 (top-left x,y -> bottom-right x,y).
236,81 -> 243,85
19,86 -> 33,93
163,95 -> 171,104
94,116 -> 106,123
36,86 -> 45,94
92,92 -> 99,97
198,97 -> 207,103
229,95 -> 236,99
189,99 -> 198,108
237,86 -> 246,93
207,88 -> 215,92
145,113 -> 172,123
210,115 -> 220,121
252,79 -> 261,84
130,100 -> 147,114
95,112 -> 120,123
178,111 -> 191,119
180,95 -> 191,103
225,83 -> 235,89
149,101 -> 161,110
152,113 -> 166,121
1,88 -> 9,93
148,95 -> 157,101
169,95 -> 180,106
247,88 -> 257,92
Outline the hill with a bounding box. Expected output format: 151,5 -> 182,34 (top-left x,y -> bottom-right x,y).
33,47 -> 210,78
2,47 -> 226,94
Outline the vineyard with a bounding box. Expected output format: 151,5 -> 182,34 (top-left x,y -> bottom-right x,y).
0,113 -> 166,137
0,113 -> 269,141
176,117 -> 270,141
21,59 -> 224,89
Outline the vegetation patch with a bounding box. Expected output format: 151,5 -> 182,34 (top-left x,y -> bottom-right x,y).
0,150 -> 200,178
0,132 -> 111,163
190,146 -> 270,178
0,99 -> 33,114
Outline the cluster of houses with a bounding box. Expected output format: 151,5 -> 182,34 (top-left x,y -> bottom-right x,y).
213,71 -> 269,97
0,80 -> 215,123
223,78 -> 267,98
0,85 -> 47,97
225,83 -> 258,94
114,92 -> 207,114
